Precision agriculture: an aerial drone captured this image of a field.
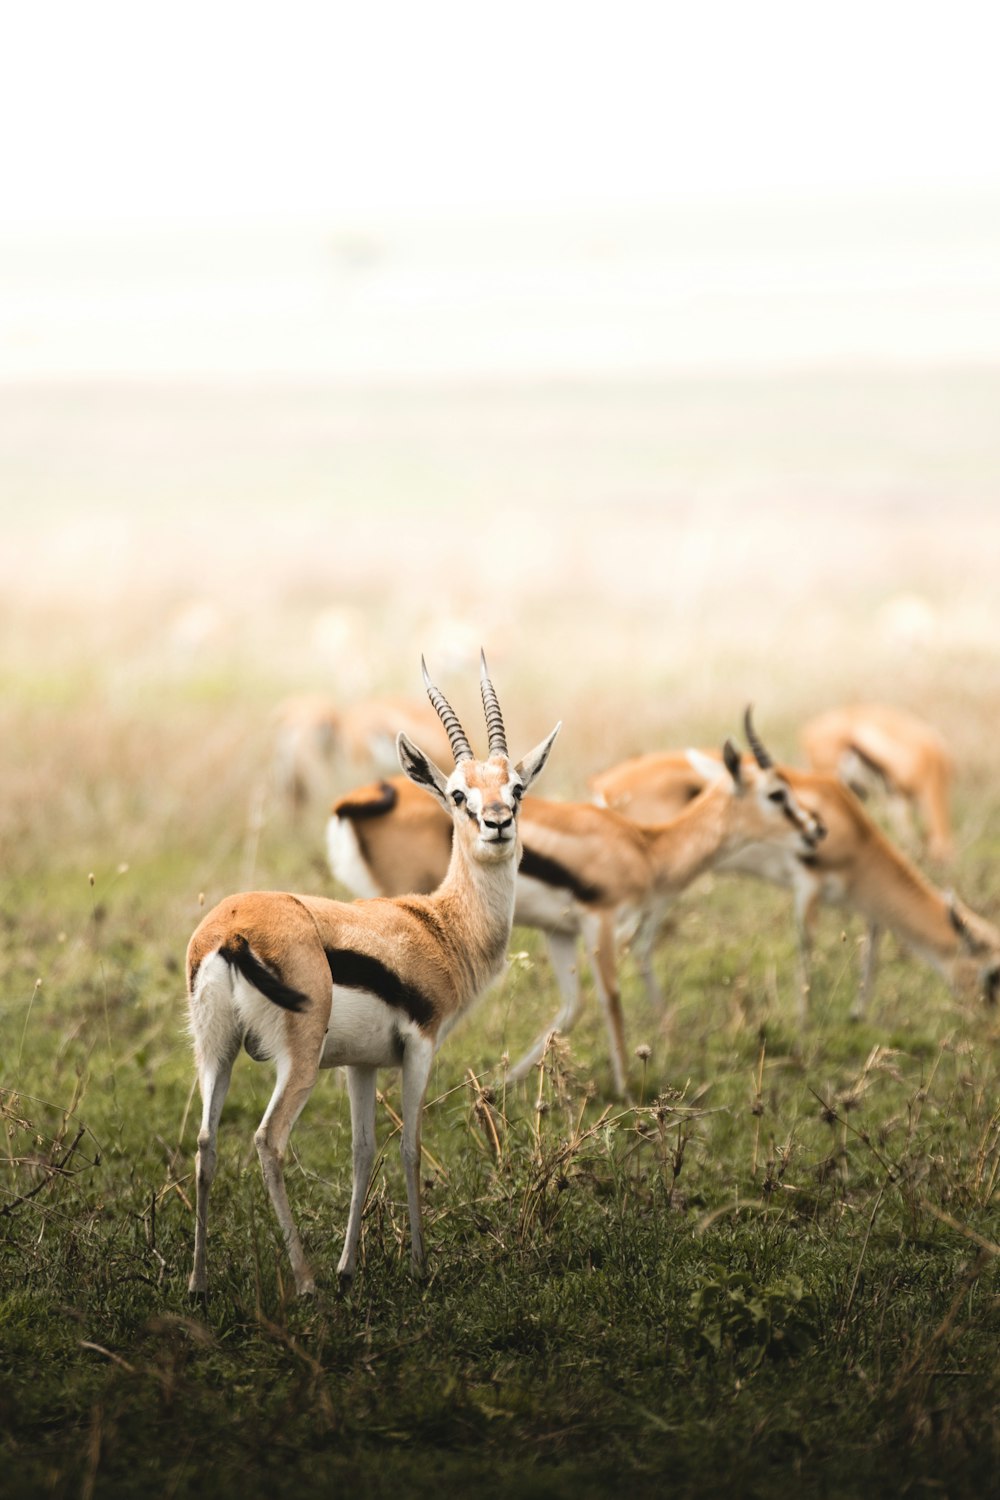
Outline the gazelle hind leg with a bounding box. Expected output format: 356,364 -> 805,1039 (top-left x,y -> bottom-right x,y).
254,1045 -> 322,1296
336,1064 -> 377,1290
189,1047 -> 238,1296
506,928 -> 582,1082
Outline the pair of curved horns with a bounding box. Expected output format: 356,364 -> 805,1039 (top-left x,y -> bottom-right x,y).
421,649 -> 508,763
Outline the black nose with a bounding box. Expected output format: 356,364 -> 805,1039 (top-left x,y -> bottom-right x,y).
483,804 -> 513,835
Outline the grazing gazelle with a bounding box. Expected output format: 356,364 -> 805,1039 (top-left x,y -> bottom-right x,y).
591,746 -> 1000,1021
328,710 -> 825,1094
186,654 -> 560,1296
800,702 -> 954,863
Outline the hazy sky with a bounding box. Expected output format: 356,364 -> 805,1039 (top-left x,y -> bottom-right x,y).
3,2 -> 999,376
4,0 -> 999,227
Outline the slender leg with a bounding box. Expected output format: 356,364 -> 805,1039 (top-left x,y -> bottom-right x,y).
792,873 -> 820,1025
632,901 -> 671,1012
851,922 -> 881,1021
585,911 -> 629,1097
188,1050 -> 236,1296
254,1051 -> 320,1296
336,1064 -> 378,1289
400,1037 -> 435,1276
507,928 -> 582,1082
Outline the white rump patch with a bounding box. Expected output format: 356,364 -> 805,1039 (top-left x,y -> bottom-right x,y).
326,815 -> 382,899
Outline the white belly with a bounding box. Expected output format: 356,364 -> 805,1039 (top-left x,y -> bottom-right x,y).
718,843 -> 797,888
319,985 -> 422,1069
514,873 -> 580,934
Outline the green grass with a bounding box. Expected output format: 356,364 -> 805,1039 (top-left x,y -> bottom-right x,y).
3,695 -> 1000,1499
5,365 -> 1000,1500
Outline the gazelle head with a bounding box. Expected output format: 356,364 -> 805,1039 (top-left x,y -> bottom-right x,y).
397,652 -> 561,865
947,896 -> 1000,1005
686,706 -> 827,855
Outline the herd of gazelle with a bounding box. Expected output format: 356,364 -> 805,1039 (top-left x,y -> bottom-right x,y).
186,665 -> 1000,1295
327,714 -> 825,1094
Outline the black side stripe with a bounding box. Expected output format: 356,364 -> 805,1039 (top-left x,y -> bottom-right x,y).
333,781 -> 398,821
219,935 -> 310,1013
325,947 -> 435,1028
519,845 -> 604,905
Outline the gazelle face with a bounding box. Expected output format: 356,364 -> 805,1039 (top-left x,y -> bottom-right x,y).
749,763 -> 827,854
735,705 -> 826,854
398,651 -> 559,864
687,738 -> 827,856
446,754 -> 525,863
948,898 -> 1000,1004
397,716 -> 560,867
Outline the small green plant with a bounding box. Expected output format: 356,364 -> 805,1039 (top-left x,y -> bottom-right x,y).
689,1263 -> 821,1366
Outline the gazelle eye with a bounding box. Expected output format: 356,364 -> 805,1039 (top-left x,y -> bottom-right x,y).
767,789 -> 786,804
452,790 -> 466,807
512,784 -> 524,802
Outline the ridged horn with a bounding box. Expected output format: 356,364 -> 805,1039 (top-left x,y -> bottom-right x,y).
743,704 -> 774,769
479,649 -> 508,758
421,656 -> 474,763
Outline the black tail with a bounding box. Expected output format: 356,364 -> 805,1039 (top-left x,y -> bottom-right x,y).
332,779 -> 399,821
220,935 -> 310,1012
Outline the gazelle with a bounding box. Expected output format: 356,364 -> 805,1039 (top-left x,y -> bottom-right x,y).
591,747 -> 1000,1021
186,654 -> 560,1295
273,692 -> 455,810
328,711 -> 825,1094
800,702 -> 954,863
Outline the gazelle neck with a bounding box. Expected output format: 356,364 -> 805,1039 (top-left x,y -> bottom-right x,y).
425,827 -> 520,1003
642,784 -> 738,892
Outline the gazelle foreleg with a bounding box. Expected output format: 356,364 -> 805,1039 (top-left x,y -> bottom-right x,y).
507,927 -> 582,1082
336,1064 -> 377,1290
400,1036 -> 435,1276
791,871 -> 821,1025
584,910 -> 629,1097
851,922 -> 882,1021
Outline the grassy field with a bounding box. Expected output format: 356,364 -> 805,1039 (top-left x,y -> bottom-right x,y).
3,373 -> 1000,1497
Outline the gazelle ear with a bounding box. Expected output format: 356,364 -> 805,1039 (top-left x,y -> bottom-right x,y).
685,747 -> 729,788
515,722 -> 561,790
721,739 -> 744,789
397,732 -> 450,811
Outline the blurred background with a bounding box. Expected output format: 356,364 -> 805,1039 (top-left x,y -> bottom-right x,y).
3,0 -> 1000,817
